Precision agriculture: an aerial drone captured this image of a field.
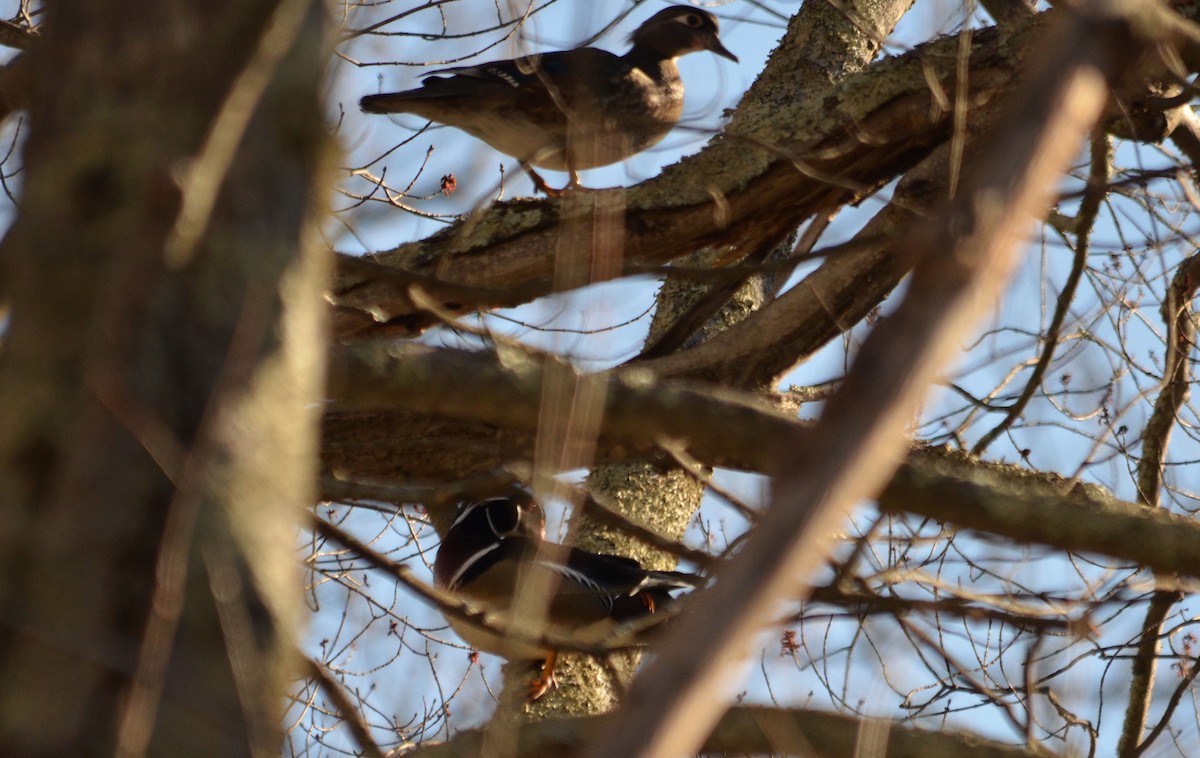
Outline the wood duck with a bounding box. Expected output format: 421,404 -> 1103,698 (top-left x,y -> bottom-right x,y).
433,491 -> 701,700
360,5 -> 738,196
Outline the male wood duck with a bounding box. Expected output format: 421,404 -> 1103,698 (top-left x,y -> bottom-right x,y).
360,5 -> 738,196
433,491 -> 701,700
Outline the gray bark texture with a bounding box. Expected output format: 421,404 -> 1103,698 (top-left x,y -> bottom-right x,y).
0,0 -> 331,754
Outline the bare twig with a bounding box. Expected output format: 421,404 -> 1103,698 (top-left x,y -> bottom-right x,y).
305,658 -> 387,758
973,133 -> 1110,453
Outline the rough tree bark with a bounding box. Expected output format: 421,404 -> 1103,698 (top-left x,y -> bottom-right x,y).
0,0 -> 331,755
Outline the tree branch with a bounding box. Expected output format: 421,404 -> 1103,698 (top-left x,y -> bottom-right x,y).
304,657 -> 386,758
880,447 -> 1200,580
326,341 -> 804,473
323,344 -> 1200,580
397,706 -> 1045,758
0,20 -> 36,51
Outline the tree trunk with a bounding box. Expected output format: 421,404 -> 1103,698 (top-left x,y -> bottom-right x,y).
0,1 -> 331,754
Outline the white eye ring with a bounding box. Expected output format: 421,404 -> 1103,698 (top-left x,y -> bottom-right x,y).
684,13 -> 704,27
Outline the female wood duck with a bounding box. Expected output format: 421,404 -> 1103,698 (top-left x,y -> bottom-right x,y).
360,5 -> 738,196
433,491 -> 701,699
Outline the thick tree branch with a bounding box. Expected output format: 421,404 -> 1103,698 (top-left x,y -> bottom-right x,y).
323,344 -> 1200,580
880,447 -> 1200,580
0,20 -> 36,51
398,706 -> 1043,758
636,122 -> 974,386
326,341 -> 803,472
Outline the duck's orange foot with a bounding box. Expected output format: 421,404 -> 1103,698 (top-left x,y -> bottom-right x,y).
527,651 -> 558,702
521,164 -> 584,198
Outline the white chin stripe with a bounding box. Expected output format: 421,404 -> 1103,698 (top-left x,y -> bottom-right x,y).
450,496 -> 512,530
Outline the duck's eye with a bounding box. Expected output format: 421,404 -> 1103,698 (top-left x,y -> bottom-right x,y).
683,13 -> 704,27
